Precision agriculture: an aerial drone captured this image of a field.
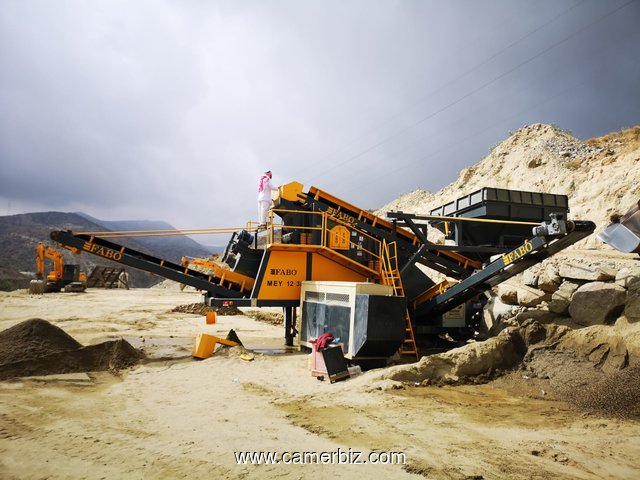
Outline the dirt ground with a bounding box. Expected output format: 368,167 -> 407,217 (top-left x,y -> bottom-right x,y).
1,287 -> 639,479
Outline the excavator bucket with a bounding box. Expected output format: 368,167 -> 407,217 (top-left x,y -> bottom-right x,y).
597,200 -> 640,255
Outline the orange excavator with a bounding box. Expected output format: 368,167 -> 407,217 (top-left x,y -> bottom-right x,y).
29,243 -> 87,293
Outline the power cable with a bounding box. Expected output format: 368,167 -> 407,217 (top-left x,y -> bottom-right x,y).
304,0 -> 637,186
327,51 -> 640,199
302,0 -> 586,183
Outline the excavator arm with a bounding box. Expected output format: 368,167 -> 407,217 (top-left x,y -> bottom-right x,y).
34,243 -> 64,281
35,243 -> 45,279
44,245 -> 64,282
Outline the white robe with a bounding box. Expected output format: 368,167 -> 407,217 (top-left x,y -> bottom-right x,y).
257,177 -> 276,223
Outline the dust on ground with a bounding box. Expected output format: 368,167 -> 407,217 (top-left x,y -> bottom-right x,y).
1,288 -> 639,479
492,359 -> 640,420
375,319 -> 640,420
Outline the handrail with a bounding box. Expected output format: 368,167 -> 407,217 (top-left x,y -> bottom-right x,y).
265,207 -> 385,276
73,226 -> 249,238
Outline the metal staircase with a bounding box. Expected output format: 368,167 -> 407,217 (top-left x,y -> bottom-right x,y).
381,240 -> 418,358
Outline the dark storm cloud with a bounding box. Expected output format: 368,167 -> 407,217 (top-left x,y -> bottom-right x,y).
1,0 -> 638,233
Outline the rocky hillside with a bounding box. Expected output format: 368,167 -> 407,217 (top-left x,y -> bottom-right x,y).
370,125 -> 640,413
378,124 -> 640,248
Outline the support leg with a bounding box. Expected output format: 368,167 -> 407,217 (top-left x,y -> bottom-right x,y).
284,306 -> 296,347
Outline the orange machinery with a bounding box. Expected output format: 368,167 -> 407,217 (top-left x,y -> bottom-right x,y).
29,243 -> 87,293
49,181 -> 595,354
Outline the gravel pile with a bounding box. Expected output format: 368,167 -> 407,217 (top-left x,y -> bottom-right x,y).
540,136 -> 603,160
0,318 -> 82,365
558,364 -> 640,419
244,310 -> 284,326
171,303 -> 242,316
0,319 -> 141,380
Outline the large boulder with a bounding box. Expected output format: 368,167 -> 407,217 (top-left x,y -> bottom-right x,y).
481,294 -> 520,335
568,282 -> 627,326
559,261 -> 616,282
497,283 -> 550,307
537,270 -> 560,293
625,281 -> 640,322
548,280 -> 583,315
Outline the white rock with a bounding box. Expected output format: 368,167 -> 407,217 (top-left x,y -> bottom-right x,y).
559,262 -> 616,282
482,294 -> 520,334
549,280 -> 582,315
522,271 -> 539,288
615,267 -> 640,289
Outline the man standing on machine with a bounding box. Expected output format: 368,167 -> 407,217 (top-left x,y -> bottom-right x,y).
257,170 -> 276,228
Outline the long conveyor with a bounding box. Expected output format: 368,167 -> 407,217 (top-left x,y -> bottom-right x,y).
50,230 -> 251,298
418,220 -> 596,320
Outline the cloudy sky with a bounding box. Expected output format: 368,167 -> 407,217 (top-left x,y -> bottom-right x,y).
1,0 -> 639,242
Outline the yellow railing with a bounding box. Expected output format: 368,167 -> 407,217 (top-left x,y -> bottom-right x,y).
380,240 -> 402,295
262,208 -> 385,274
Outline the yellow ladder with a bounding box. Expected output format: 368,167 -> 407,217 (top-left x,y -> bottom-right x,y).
380,240 -> 419,359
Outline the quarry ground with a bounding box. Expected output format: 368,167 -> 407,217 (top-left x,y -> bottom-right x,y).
0,287 -> 639,480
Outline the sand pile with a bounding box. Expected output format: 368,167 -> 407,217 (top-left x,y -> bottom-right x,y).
0,319 -> 141,380
374,320 -> 640,418
0,318 -> 82,364
214,342 -> 257,360
171,303 -> 242,316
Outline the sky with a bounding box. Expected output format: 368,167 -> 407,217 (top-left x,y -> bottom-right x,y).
1,0 -> 639,245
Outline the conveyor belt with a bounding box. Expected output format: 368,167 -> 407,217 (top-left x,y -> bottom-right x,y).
416,220 -> 596,319
50,230 -> 248,298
